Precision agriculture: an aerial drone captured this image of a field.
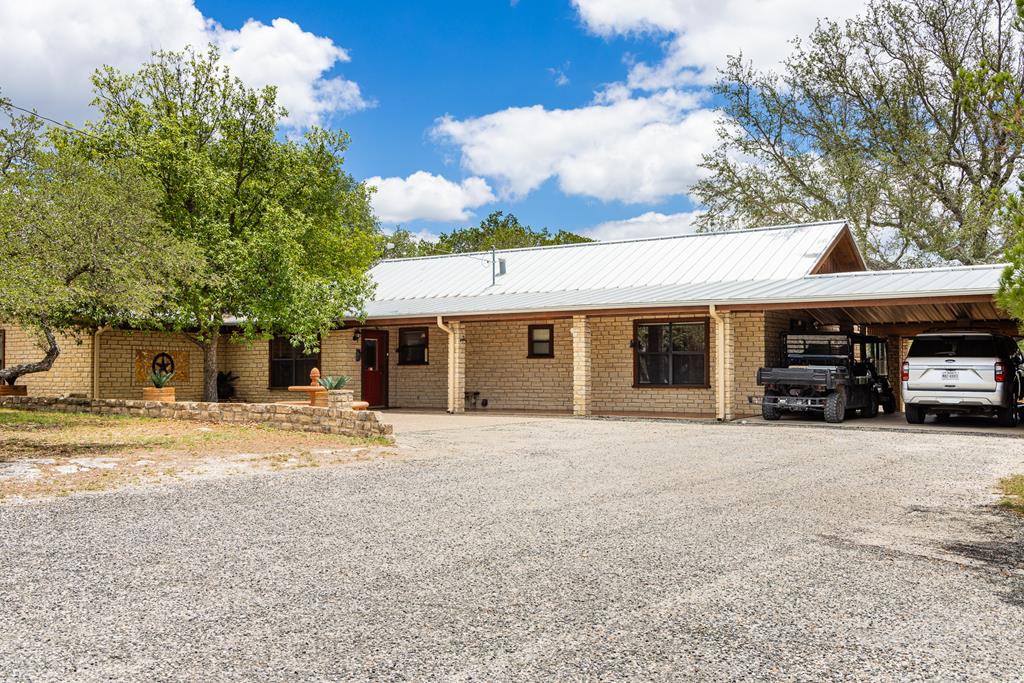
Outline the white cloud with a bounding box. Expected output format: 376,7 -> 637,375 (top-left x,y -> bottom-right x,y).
0,0 -> 369,126
433,89 -> 715,203
572,0 -> 866,87
367,171 -> 495,223
584,210 -> 702,240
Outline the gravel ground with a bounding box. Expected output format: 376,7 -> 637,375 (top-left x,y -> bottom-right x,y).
2,417 -> 1023,681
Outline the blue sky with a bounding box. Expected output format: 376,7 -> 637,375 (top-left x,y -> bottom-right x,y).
0,0 -> 865,240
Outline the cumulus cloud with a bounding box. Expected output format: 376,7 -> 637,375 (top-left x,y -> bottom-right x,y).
433,89 -> 715,203
584,210 -> 703,240
0,0 -> 369,126
572,0 -> 866,87
367,172 -> 496,224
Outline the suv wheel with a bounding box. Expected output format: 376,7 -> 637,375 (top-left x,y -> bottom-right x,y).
997,389 -> 1019,428
905,405 -> 926,424
824,391 -> 846,424
762,392 -> 782,421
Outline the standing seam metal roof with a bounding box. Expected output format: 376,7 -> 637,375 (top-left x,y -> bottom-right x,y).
369,220 -> 851,303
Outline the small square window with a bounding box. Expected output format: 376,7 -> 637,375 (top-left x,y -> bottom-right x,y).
398,328 -> 428,365
528,325 -> 554,358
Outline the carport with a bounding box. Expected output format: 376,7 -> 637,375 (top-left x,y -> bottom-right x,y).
720,264 -> 1012,413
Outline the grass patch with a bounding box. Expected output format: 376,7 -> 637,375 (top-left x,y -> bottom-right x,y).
998,475 -> 1024,515
0,408 -> 127,429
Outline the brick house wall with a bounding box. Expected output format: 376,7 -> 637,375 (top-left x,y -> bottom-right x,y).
464,319 -> 573,412
96,330 -> 204,401
0,325 -> 93,397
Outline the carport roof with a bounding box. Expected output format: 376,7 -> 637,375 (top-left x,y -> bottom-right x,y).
362,261 -> 1004,320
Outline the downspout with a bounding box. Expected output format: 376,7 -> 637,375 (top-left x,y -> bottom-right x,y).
708,305 -> 726,422
436,316 -> 454,413
92,326 -> 109,400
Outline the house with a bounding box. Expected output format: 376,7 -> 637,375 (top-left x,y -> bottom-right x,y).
1,221 -> 1011,419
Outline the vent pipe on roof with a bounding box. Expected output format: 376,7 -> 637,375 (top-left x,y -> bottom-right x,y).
490,247 -> 506,285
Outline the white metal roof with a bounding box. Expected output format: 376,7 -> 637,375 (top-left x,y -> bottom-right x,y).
368,220 -> 852,304
363,260 -> 1004,320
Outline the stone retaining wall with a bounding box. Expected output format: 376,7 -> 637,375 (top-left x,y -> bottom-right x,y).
0,391 -> 393,440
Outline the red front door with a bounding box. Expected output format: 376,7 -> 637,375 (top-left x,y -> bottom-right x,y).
361,330 -> 388,408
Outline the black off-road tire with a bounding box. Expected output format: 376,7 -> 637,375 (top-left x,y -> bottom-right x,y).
824,391 -> 846,424
864,393 -> 879,418
881,396 -> 897,414
762,392 -> 782,421
905,405 -> 926,424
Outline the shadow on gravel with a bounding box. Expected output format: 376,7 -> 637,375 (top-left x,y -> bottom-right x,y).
940,508 -> 1024,607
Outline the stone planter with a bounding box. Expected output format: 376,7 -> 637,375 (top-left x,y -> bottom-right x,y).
142,387 -> 176,402
0,384 -> 28,397
311,389 -> 329,408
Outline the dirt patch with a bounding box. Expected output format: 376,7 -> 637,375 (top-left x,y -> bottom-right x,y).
0,408 -> 393,503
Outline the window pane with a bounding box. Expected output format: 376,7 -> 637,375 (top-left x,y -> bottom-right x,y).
295,358 -> 319,385
271,336 -> 294,360
671,323 -> 705,352
398,329 -> 427,364
270,360 -> 293,388
672,354 -> 705,385
364,339 -> 378,370
531,341 -> 551,356
638,353 -> 669,384
400,329 -> 426,348
637,324 -> 671,353
531,327 -> 551,342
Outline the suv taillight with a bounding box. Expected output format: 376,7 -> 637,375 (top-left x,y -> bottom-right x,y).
901,361 -> 910,382
995,361 -> 1006,383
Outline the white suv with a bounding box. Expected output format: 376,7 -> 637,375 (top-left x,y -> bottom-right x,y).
901,331 -> 1023,427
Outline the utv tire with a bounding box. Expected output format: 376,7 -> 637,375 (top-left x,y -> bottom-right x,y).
824,391 -> 846,424
905,405 -> 926,424
762,392 -> 782,421
864,393 -> 879,418
881,396 -> 897,414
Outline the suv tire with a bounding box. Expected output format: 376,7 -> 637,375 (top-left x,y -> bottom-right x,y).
905,405 -> 926,424
824,391 -> 846,424
762,392 -> 782,421
997,388 -> 1019,428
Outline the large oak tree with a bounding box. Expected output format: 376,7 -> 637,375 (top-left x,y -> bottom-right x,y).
77,47 -> 381,401
692,0 -> 1024,268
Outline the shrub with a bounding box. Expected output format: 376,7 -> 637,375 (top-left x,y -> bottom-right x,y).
149,370 -> 175,388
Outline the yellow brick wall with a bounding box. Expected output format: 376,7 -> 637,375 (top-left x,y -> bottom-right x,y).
96,330 -> 204,401
0,325 -> 93,397
590,315 -> 717,416
464,319 -> 573,411
383,325 -> 448,408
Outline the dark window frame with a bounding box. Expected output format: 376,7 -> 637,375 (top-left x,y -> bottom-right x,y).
632,319 -> 710,388
0,329 -> 5,369
397,327 -> 429,366
527,324 -> 555,359
268,335 -> 321,390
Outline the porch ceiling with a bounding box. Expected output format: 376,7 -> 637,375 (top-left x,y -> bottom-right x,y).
803,299 -> 1010,328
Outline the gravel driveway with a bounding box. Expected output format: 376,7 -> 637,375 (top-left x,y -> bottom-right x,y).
2,416 -> 1023,681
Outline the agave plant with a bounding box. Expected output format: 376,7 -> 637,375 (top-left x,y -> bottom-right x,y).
149,370 -> 175,388
317,375 -> 350,390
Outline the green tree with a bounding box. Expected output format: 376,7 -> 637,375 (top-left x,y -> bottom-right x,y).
76,46 -> 381,400
692,0 -> 1024,268
380,212 -> 592,259
0,99 -> 198,386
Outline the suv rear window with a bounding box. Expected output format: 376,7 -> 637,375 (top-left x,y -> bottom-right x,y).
908,336 -> 997,358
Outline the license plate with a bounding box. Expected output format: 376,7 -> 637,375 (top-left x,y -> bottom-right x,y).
941,370 -> 959,381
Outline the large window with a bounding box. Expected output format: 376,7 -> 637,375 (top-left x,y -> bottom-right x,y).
527,324 -> 554,358
398,328 -> 429,365
634,320 -> 708,387
269,336 -> 320,388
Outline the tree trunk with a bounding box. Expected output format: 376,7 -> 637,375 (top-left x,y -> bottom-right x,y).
202,333 -> 219,402
0,319 -> 60,386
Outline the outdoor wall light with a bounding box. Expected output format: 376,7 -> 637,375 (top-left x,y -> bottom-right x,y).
352,329 -> 361,341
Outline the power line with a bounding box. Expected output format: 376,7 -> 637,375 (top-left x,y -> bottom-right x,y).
1,99 -> 108,144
